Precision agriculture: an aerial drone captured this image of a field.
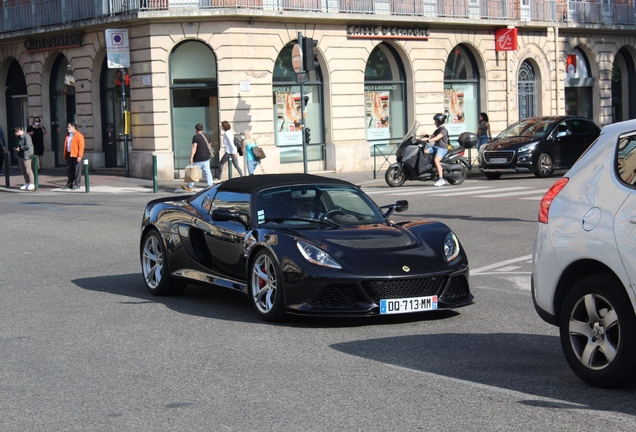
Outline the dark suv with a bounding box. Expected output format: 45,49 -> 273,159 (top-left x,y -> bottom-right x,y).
478,116 -> 601,179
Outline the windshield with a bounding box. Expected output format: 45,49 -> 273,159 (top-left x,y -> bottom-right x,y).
497,118 -> 552,139
401,121 -> 420,145
255,185 -> 386,228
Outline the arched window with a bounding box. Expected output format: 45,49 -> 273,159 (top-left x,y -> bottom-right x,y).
518,60 -> 536,119
611,47 -> 636,122
364,44 -> 406,150
273,42 -> 324,164
169,41 -> 218,175
444,45 -> 479,143
565,47 -> 594,119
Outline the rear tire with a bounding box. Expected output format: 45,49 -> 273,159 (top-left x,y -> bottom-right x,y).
559,275 -> 636,388
385,166 -> 406,187
446,164 -> 468,185
140,229 -> 187,296
484,172 -> 502,180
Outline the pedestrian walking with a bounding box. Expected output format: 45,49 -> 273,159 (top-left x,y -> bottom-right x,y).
218,120 -> 243,180
476,112 -> 491,149
13,126 -> 35,190
242,129 -> 260,175
182,123 -> 215,192
27,116 -> 47,169
63,122 -> 85,190
0,124 -> 6,174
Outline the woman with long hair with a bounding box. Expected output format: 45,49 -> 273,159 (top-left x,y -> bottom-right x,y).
476,112 -> 491,149
243,129 -> 260,175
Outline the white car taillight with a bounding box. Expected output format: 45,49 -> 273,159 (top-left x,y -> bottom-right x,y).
538,177 -> 569,223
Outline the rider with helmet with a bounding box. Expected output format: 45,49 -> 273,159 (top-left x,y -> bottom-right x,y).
424,113 -> 449,187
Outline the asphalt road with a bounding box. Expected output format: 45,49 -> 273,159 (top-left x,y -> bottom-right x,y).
1,173 -> 635,431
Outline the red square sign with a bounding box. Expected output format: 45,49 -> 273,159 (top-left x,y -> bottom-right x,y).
495,28 -> 518,52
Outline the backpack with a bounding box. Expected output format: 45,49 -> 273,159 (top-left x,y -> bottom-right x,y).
233,134 -> 244,156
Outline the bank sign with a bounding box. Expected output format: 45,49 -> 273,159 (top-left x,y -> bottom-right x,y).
105,29 -> 130,69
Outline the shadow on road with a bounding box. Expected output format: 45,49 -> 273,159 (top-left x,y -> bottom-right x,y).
331,333 -> 636,414
72,273 -> 463,328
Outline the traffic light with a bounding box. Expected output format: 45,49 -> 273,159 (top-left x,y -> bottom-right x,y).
302,37 -> 319,72
304,127 -> 311,144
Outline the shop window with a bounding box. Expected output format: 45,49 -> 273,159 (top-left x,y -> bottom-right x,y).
565,47 -> 594,119
273,42 -> 324,164
364,44 -> 406,154
444,45 -> 479,144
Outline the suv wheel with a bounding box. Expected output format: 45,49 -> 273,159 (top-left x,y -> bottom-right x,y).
534,153 -> 554,178
559,275 -> 636,388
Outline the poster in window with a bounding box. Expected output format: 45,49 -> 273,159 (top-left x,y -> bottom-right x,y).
273,87 -> 307,146
365,86 -> 393,140
444,84 -> 475,137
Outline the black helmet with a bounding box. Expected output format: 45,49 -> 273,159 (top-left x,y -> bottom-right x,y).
433,113 -> 447,125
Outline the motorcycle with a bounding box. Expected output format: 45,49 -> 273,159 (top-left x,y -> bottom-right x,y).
385,121 -> 477,187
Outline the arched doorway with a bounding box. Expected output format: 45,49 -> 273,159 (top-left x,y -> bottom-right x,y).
169,41 -> 219,178
364,43 -> 406,154
49,54 -> 76,166
5,59 -> 28,166
100,61 -> 131,167
612,47 -> 636,122
444,45 -> 479,143
564,47 -> 594,119
518,60 -> 537,119
273,42 -> 324,165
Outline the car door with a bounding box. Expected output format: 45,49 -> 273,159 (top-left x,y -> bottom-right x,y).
614,133 -> 636,290
204,191 -> 251,280
569,119 -> 598,165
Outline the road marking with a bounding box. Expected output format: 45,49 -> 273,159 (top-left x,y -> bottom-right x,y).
474,189 -> 546,198
471,255 -> 533,276
520,196 -> 545,200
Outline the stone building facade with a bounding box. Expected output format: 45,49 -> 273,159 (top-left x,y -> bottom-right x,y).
0,2 -> 635,179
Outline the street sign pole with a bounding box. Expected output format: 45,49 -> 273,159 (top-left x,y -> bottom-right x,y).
121,67 -> 129,177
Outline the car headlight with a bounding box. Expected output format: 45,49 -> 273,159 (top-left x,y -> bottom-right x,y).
443,232 -> 460,262
517,142 -> 538,153
296,240 -> 342,269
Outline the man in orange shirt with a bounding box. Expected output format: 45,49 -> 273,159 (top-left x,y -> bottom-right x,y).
63,122 -> 85,190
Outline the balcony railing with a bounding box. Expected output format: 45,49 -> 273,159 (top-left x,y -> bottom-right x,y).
1,0 -> 634,34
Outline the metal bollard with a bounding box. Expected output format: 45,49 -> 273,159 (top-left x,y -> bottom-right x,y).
33,155 -> 39,191
4,152 -> 9,187
83,159 -> 90,193
153,155 -> 158,193
228,155 -> 233,179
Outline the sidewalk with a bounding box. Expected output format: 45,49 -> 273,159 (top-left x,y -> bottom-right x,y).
0,165 -> 482,194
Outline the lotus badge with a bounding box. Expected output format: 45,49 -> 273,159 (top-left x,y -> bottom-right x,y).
402,266 -> 410,272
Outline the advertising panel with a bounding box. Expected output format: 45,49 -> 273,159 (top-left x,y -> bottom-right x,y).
365,85 -> 396,140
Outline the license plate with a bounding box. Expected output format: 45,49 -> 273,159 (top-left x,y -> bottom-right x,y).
380,296 -> 438,314
489,158 -> 508,164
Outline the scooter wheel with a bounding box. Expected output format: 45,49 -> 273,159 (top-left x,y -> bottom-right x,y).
446,163 -> 468,185
385,166 -> 406,187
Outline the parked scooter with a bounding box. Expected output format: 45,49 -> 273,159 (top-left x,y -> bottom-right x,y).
385,121 -> 477,187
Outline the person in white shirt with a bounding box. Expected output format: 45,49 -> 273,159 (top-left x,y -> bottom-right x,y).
217,120 -> 243,180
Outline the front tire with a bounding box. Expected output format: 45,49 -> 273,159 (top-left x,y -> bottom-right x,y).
140,229 -> 187,296
249,250 -> 286,322
559,275 -> 636,388
446,163 -> 468,185
534,153 -> 554,178
385,166 -> 406,187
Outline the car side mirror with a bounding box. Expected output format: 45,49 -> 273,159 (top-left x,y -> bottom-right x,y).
556,131 -> 568,138
380,200 -> 409,218
395,200 -> 409,213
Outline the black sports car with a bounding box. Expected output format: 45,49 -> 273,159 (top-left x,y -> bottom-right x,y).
140,174 -> 473,321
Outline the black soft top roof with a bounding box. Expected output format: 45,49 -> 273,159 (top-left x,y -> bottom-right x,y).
218,173 -> 354,194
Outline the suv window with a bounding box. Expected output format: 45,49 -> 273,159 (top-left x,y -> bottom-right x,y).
616,134 -> 636,186
571,119 -> 591,134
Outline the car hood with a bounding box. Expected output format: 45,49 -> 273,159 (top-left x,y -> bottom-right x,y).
483,136 -> 537,150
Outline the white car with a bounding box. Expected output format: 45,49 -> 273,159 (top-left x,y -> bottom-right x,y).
532,118 -> 636,388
